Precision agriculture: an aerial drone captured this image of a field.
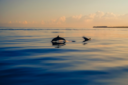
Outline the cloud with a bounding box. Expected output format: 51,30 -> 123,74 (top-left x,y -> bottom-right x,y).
59,16 -> 66,22
72,15 -> 82,19
9,21 -> 12,24
32,21 -> 37,24
56,16 -> 66,24
19,21 -> 21,23
3,11 -> 128,28
49,16 -> 66,25
41,20 -> 45,25
23,21 -> 28,24
95,11 -> 104,18
64,11 -> 128,27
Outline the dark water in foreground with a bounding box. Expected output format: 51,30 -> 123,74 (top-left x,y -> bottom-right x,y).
1,27 -> 128,85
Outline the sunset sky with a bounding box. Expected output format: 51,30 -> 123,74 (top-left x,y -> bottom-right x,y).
1,0 -> 128,28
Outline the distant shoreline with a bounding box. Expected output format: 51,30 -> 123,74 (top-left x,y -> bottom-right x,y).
93,26 -> 128,28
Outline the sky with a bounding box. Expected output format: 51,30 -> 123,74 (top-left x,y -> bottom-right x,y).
0,0 -> 128,28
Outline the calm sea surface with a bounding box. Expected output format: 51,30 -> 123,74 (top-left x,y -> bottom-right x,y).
1,27 -> 128,85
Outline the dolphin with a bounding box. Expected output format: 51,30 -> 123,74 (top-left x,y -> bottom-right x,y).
51,36 -> 66,44
83,36 -> 91,42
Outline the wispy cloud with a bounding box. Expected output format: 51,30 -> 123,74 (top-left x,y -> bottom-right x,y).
9,21 -> 12,24
2,11 -> 128,28
23,21 -> 28,24
41,20 -> 45,25
64,11 -> 128,27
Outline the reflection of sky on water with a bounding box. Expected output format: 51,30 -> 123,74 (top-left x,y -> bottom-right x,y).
1,28 -> 128,85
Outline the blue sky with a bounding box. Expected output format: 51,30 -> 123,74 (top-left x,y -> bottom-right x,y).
0,0 -> 128,28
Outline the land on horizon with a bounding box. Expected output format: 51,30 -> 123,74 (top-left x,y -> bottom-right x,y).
93,26 -> 128,28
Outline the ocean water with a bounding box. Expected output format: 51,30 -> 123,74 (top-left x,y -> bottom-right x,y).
0,27 -> 128,85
